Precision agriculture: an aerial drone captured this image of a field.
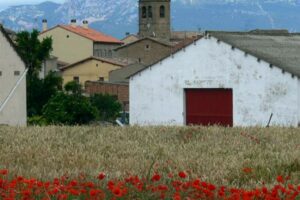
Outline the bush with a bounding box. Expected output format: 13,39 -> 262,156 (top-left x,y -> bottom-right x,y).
90,94 -> 122,122
27,116 -> 48,126
42,92 -> 98,125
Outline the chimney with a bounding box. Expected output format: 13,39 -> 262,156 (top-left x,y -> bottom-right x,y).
82,20 -> 89,29
70,19 -> 77,27
42,19 -> 48,31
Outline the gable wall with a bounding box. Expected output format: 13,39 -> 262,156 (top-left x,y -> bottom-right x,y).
130,37 -> 298,126
0,30 -> 27,126
115,39 -> 171,65
62,59 -> 122,86
39,27 -> 93,64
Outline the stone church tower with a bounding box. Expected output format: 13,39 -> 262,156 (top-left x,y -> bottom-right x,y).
138,0 -> 171,41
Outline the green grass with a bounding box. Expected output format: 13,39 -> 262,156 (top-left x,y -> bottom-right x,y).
0,126 -> 299,188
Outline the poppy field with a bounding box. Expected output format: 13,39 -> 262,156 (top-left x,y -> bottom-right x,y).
0,126 -> 300,199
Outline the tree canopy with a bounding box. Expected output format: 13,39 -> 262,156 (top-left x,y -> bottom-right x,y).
16,30 -> 52,78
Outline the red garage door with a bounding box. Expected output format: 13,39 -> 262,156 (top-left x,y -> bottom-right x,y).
185,89 -> 233,126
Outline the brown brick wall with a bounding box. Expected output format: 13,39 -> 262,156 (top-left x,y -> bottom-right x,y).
85,81 -> 129,111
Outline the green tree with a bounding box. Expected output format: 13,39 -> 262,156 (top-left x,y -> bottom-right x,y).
15,30 -> 61,117
16,30 -> 52,78
42,92 -> 98,125
27,72 -> 63,116
90,94 -> 122,121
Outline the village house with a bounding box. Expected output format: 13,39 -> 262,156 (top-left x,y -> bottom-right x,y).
110,0 -> 201,83
129,30 -> 300,127
114,37 -> 173,66
60,56 -> 126,86
38,19 -> 123,66
0,25 -> 27,126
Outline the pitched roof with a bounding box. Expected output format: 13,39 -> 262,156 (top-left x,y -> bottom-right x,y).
41,25 -> 123,44
130,30 -> 300,78
0,25 -> 26,66
121,34 -> 139,41
109,63 -> 147,83
60,56 -> 127,71
114,37 -> 172,51
207,30 -> 300,77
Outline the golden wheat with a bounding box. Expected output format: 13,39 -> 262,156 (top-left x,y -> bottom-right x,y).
0,126 -> 299,188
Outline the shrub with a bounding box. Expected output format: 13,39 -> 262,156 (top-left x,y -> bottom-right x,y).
90,94 -> 122,122
42,92 -> 98,125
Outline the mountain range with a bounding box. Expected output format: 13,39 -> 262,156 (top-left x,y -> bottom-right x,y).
0,0 -> 300,39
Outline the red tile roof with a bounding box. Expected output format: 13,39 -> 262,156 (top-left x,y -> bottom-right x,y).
41,25 -> 123,44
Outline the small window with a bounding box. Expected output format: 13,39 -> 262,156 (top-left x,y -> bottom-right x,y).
66,35 -> 70,38
148,6 -> 153,18
73,76 -> 79,82
142,6 -> 147,18
145,44 -> 150,50
14,71 -> 20,76
96,64 -> 99,67
0,71 -> 2,76
160,5 -> 165,18
99,77 -> 104,81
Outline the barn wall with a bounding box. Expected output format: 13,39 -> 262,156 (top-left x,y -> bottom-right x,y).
0,30 -> 27,126
298,79 -> 300,126
130,36 -> 298,126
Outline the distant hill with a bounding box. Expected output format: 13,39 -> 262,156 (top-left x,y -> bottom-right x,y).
0,0 -> 300,39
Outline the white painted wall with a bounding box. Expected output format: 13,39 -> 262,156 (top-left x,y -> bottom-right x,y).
130,36 -> 298,126
0,30 -> 27,126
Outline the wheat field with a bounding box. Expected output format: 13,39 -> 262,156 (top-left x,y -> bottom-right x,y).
0,126 -> 299,188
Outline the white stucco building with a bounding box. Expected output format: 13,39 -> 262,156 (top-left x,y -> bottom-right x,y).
0,25 -> 27,126
129,30 -> 300,127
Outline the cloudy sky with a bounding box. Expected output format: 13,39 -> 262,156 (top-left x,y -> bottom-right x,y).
0,0 -> 64,11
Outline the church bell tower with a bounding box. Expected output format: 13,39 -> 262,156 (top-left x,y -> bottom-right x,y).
138,0 -> 171,41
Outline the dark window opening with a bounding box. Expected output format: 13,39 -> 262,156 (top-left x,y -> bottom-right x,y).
148,6 -> 153,18
66,35 -> 70,38
145,44 -> 150,50
14,71 -> 20,76
160,5 -> 165,18
96,64 -> 99,67
142,6 -> 147,18
0,71 -> 2,76
73,76 -> 79,83
99,77 -> 104,81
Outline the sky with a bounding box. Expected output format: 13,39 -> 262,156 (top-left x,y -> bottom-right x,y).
0,0 -> 64,11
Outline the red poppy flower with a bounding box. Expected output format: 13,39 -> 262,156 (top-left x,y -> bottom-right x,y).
243,167 -> 252,173
97,172 -> 106,180
277,175 -> 284,184
0,169 -> 8,175
113,187 -> 122,197
178,171 -> 187,179
89,189 -> 101,196
151,173 -> 161,182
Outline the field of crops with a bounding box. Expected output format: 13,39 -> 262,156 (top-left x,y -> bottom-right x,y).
0,126 -> 300,199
